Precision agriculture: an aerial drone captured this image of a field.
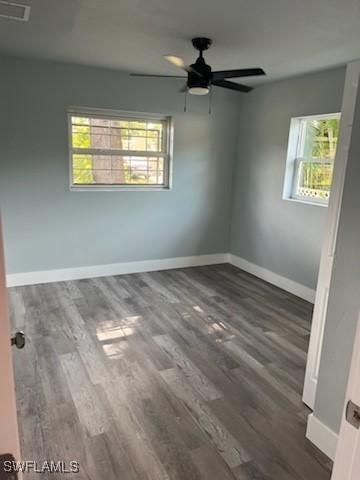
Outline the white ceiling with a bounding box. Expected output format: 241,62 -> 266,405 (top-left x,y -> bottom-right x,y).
1,0 -> 360,84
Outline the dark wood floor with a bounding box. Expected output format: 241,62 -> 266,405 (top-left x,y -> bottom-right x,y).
9,264 -> 332,480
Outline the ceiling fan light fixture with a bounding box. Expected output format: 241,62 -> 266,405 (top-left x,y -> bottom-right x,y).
188,86 -> 209,95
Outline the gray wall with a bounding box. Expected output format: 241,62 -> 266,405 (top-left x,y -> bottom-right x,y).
314,88 -> 360,433
0,55 -> 240,274
230,68 -> 345,290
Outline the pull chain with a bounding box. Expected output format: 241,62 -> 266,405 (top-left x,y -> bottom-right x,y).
184,91 -> 188,113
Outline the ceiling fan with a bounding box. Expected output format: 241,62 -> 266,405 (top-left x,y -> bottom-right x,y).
131,37 -> 266,95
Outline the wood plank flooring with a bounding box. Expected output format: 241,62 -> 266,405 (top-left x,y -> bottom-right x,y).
8,264 -> 333,480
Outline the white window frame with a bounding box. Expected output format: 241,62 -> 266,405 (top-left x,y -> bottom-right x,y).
283,112 -> 341,206
68,107 -> 173,191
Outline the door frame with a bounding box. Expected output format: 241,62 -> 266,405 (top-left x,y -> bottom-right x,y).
0,214 -> 21,466
303,60 -> 360,409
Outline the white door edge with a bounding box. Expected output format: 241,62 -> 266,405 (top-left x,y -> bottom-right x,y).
331,313 -> 360,479
303,59 -> 360,409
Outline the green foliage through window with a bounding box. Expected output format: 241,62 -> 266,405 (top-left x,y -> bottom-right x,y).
302,118 -> 339,160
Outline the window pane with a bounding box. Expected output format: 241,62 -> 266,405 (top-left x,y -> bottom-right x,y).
72,154 -> 94,184
301,117 -> 339,160
297,161 -> 333,201
72,125 -> 91,148
71,116 -> 164,154
72,116 -> 89,125
72,154 -> 165,186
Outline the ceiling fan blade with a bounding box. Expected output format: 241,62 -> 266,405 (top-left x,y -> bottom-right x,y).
178,83 -> 188,93
164,55 -> 187,68
212,79 -> 253,93
130,73 -> 186,78
212,68 -> 265,81
163,55 -> 202,76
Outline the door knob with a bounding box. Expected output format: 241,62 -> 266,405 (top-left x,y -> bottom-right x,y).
10,331 -> 25,349
346,400 -> 360,429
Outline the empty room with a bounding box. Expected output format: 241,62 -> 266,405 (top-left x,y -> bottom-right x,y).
1,1 -> 360,479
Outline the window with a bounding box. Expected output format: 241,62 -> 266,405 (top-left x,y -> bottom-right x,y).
68,108 -> 172,190
283,113 -> 340,205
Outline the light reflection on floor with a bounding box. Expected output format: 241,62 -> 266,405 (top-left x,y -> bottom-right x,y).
96,315 -> 143,359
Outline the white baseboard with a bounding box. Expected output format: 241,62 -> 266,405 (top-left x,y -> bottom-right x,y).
6,253 -> 316,303
306,413 -> 338,460
229,254 -> 316,303
6,253 -> 229,287
302,376 -> 317,411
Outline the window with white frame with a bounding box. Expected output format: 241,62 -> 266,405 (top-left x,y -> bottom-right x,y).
283,113 -> 340,205
68,108 -> 172,190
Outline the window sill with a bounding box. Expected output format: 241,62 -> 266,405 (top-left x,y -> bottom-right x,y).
70,185 -> 171,192
283,196 -> 328,208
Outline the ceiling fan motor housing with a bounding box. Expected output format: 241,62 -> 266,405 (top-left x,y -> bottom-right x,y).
187,37 -> 213,90
188,57 -> 212,89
